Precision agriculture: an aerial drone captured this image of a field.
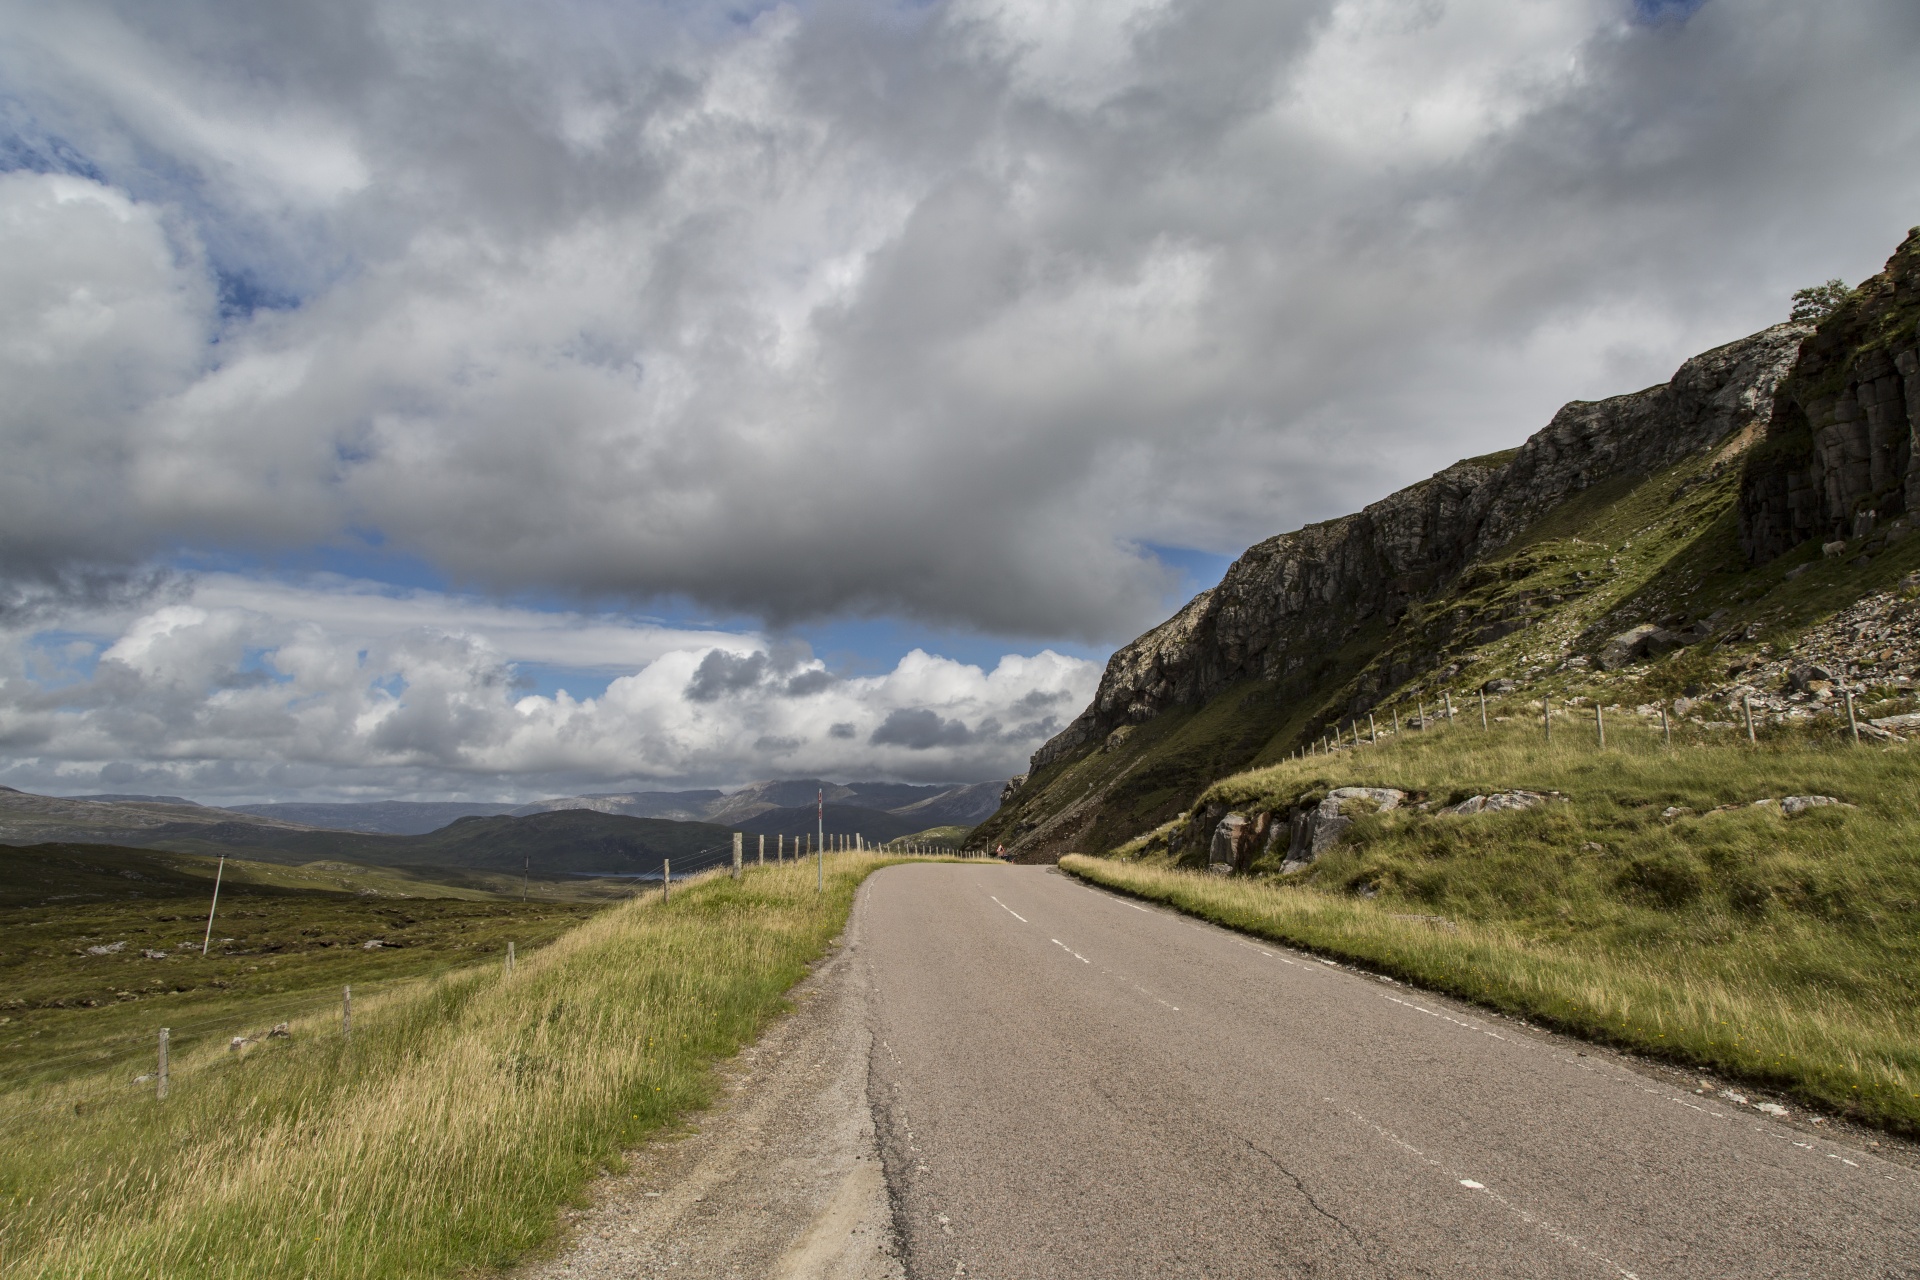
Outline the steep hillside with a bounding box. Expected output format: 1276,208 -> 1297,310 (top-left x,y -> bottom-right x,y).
979,226 -> 1920,861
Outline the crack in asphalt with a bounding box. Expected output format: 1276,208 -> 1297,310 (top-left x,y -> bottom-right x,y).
1242,1135 -> 1373,1257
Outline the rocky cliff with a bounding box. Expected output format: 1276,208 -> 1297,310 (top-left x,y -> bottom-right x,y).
1031,324 -> 1805,777
1741,228 -> 1920,561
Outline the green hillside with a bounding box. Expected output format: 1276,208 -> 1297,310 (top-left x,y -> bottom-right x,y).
978,227 -> 1920,860
137,809 -> 740,878
0,844 -> 595,1090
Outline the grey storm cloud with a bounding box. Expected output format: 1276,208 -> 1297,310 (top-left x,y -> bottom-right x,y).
0,0 -> 1916,644
870,708 -> 974,750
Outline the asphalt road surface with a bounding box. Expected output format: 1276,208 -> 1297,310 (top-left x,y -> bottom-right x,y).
856,863 -> 1920,1279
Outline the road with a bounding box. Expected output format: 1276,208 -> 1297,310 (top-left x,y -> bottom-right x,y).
856,863 -> 1920,1279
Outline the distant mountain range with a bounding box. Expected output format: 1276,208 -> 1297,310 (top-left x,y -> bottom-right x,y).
227,800 -> 523,834
0,788 -> 735,878
224,777 -> 1004,834
0,776 -> 1004,879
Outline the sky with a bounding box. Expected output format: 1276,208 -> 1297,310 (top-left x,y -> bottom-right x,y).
0,0 -> 1916,803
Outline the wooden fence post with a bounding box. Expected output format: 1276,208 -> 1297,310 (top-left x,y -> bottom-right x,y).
1479,688 -> 1488,730
1662,706 -> 1672,747
1845,688 -> 1861,744
663,858 -> 670,901
343,985 -> 352,1041
1543,697 -> 1552,742
733,832 -> 743,879
158,1027 -> 169,1100
1743,694 -> 1756,743
1596,703 -> 1605,747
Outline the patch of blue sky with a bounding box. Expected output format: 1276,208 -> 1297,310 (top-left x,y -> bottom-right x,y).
0,99 -> 108,182
20,630 -> 109,690
216,268 -> 304,323
786,615 -> 1111,677
1632,0 -> 1706,23
236,646 -> 294,685
510,663 -> 619,702
168,543 -> 453,594
1140,542 -> 1236,603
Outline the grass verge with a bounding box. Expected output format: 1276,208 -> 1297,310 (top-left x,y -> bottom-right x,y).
1065,716 -> 1920,1135
0,853 -> 896,1279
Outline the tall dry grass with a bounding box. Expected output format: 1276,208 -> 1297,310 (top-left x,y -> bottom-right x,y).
1079,712 -> 1920,1131
1068,825 -> 1920,1133
0,854 -> 893,1279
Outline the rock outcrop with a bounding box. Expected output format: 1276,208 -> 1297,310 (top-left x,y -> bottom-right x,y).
1741,228 -> 1920,562
1033,324 -> 1807,774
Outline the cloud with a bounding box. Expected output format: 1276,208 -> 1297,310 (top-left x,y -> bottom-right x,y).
870,707 -> 974,750
0,573 -> 1100,799
0,0 -> 1914,651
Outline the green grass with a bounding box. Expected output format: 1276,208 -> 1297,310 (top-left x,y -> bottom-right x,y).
1073,714 -> 1920,1134
0,845 -> 599,1091
892,825 -> 974,848
0,853 -> 903,1279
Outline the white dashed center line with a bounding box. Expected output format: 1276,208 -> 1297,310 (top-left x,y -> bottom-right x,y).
988,896 -> 1027,923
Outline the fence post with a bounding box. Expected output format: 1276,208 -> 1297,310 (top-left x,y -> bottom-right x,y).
1543,697 -> 1552,742
201,854 -> 226,957
158,1027 -> 169,1100
733,832 -> 743,879
1369,712 -> 1377,744
663,858 -> 671,901
1393,707 -> 1400,735
1743,694 -> 1756,743
506,941 -> 515,975
1479,688 -> 1488,730
758,834 -> 765,866
1596,702 -> 1605,748
1844,688 -> 1861,744
1420,700 -> 1427,729
1445,692 -> 1454,722
343,985 -> 352,1041
1662,706 -> 1672,747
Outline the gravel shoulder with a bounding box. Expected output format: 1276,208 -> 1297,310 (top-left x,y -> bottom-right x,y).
510,887 -> 900,1280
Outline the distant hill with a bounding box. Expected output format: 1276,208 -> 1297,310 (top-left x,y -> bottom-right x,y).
730,804 -> 923,843
509,789 -> 724,822
65,793 -> 201,806
229,800 -> 520,834
887,780 -> 1001,827
1,775 -> 1004,871
135,811 -> 739,879
523,778 -> 1002,828
0,788 -> 738,878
